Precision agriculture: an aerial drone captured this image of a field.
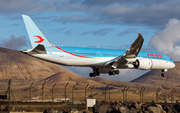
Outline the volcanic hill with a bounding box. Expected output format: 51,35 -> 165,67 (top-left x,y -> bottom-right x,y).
0,47 -> 77,83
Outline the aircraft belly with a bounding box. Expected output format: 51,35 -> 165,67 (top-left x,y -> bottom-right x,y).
30,54 -> 113,66
30,54 -> 66,64
66,59 -> 98,66
65,57 -> 113,66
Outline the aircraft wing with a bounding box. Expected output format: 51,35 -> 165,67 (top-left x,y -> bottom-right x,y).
104,33 -> 144,68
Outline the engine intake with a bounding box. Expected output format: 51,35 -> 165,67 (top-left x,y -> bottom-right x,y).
133,58 -> 153,70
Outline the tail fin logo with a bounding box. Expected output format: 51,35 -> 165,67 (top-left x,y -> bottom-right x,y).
33,35 -> 44,43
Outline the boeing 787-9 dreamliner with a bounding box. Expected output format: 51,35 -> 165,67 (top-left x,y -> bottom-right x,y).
21,15 -> 175,77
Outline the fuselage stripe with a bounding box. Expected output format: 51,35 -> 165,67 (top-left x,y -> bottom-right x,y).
53,45 -> 94,58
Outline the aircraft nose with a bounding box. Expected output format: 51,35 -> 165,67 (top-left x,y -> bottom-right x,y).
170,62 -> 175,69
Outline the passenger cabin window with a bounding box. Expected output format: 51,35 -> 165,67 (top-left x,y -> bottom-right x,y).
104,54 -> 119,56
74,52 -> 96,56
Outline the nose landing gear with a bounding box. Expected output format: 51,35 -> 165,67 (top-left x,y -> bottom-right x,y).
161,69 -> 167,77
161,73 -> 165,77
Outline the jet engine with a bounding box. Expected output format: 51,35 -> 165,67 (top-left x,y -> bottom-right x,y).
133,58 -> 153,70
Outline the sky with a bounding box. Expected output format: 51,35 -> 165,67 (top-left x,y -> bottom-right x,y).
1,0 -> 180,82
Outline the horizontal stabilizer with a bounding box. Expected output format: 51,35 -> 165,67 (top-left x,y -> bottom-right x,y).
31,44 -> 47,54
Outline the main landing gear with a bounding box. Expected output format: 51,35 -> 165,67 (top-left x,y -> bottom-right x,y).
161,69 -> 167,77
89,68 -> 100,77
89,68 -> 120,77
108,69 -> 119,75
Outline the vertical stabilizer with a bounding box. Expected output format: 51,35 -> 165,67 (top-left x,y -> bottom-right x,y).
22,15 -> 52,48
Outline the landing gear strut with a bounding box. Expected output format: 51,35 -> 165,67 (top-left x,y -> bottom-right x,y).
109,69 -> 119,76
161,69 -> 167,77
89,68 -> 100,77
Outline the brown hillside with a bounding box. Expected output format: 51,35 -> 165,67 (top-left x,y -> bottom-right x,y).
43,72 -> 115,88
131,62 -> 180,87
0,47 -> 71,83
43,71 -> 87,86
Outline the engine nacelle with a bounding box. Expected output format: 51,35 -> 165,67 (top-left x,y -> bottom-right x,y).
133,58 -> 153,70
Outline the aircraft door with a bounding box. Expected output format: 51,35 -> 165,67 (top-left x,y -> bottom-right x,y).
97,51 -> 101,58
59,51 -> 64,58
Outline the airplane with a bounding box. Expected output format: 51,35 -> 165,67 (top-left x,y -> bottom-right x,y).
21,15 -> 175,77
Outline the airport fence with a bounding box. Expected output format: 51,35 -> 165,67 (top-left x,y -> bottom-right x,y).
0,79 -> 178,112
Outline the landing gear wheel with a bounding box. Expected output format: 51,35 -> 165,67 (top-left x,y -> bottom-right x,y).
96,72 -> 100,76
90,68 -> 101,77
161,73 -> 165,77
161,69 -> 166,77
89,73 -> 93,77
109,71 -> 112,75
115,70 -> 119,74
112,71 -> 116,75
93,73 -> 96,77
109,68 -> 119,76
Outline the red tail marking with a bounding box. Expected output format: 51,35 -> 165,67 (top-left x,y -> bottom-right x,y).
33,35 -> 44,43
